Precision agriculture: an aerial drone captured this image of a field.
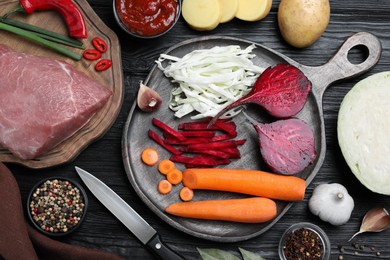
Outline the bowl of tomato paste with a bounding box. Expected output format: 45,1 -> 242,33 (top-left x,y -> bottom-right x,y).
113,0 -> 181,39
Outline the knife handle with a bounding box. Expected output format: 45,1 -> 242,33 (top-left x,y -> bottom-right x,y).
146,234 -> 186,260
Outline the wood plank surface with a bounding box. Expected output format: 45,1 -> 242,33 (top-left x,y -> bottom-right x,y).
4,0 -> 390,259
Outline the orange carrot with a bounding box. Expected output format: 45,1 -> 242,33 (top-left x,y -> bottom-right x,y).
158,180 -> 172,194
182,168 -> 306,201
165,197 -> 277,223
167,168 -> 183,185
179,187 -> 194,201
141,148 -> 159,166
158,159 -> 175,175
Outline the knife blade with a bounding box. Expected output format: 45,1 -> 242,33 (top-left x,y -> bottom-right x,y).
75,166 -> 185,260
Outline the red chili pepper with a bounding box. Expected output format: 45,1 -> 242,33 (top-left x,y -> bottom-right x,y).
18,0 -> 87,38
82,49 -> 102,60
95,59 -> 112,71
92,37 -> 108,53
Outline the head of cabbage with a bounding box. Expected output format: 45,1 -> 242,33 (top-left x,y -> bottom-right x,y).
338,71 -> 390,195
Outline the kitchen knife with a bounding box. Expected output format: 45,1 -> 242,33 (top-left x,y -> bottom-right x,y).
75,166 -> 185,260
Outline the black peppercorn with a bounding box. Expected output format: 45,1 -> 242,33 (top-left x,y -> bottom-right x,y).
283,227 -> 324,260
28,178 -> 87,236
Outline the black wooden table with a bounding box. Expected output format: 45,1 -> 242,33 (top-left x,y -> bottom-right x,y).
10,0 -> 390,259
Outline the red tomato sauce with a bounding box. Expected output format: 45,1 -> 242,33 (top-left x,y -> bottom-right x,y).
116,0 -> 178,36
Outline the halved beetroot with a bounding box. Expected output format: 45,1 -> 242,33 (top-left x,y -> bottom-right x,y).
245,113 -> 316,175
210,64 -> 312,125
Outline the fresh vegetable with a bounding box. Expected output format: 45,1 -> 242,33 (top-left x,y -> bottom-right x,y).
92,37 -> 107,53
338,72 -> 390,195
0,22 -> 81,60
82,49 -> 102,60
141,148 -> 159,166
148,130 -> 182,155
165,197 -> 277,223
95,59 -> 112,71
278,0 -> 330,48
7,0 -> 87,38
167,168 -> 183,185
244,112 -> 316,175
158,179 -> 172,194
182,168 -> 306,201
209,64 -> 312,125
308,183 -> 354,226
349,208 -> 390,241
149,118 -> 245,167
182,0 -> 221,31
218,0 -> 238,23
156,45 -> 265,119
152,118 -> 186,141
136,82 -> 163,112
235,0 -> 272,22
0,16 -> 85,49
158,159 -> 175,175
179,187 -> 194,201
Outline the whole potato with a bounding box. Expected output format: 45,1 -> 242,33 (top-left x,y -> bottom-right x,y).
278,0 -> 330,48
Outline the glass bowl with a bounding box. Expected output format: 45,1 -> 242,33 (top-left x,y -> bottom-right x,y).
278,222 -> 331,260
113,0 -> 181,39
27,177 -> 88,237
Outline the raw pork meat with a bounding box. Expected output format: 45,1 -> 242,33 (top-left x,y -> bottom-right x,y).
0,44 -> 112,160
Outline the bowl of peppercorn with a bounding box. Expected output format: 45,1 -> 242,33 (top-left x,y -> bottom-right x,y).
27,177 -> 88,236
279,222 -> 331,260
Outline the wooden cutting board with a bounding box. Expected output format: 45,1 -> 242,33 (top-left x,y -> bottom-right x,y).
0,0 -> 124,169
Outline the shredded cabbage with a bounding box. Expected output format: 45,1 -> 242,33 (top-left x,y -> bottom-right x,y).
156,45 -> 265,119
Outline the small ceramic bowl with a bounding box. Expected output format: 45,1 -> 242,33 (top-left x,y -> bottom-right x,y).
27,177 -> 88,237
113,0 -> 181,39
278,222 -> 331,260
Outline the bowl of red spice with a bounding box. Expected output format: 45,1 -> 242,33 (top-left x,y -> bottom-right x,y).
27,177 -> 88,236
279,222 -> 331,260
113,0 -> 181,39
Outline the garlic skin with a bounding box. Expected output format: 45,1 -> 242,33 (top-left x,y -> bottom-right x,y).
309,183 -> 354,226
137,82 -> 162,112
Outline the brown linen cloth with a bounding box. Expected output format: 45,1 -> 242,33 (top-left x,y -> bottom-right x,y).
0,162 -> 123,260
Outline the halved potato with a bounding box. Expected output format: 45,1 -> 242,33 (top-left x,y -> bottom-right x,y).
218,0 -> 239,23
235,0 -> 272,22
182,0 -> 221,31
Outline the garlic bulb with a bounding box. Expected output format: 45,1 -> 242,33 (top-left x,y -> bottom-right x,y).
308,183 -> 354,225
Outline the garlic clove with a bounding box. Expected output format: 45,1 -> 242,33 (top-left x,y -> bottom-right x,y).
137,82 -> 162,112
349,207 -> 390,241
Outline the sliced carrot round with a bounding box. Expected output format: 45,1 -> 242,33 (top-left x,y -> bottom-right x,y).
167,168 -> 183,185
158,180 -> 172,194
158,159 -> 175,175
141,148 -> 159,166
179,187 -> 194,201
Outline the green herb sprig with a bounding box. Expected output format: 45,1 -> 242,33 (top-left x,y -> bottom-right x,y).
0,17 -> 83,60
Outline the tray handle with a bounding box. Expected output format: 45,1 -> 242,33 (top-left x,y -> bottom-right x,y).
301,32 -> 382,98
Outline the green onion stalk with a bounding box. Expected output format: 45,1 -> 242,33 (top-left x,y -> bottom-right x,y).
0,19 -> 83,60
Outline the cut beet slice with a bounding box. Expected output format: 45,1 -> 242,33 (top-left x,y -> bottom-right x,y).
245,113 -> 316,175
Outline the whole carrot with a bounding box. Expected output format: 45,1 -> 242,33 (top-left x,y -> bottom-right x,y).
165,197 -> 277,223
182,168 -> 306,201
